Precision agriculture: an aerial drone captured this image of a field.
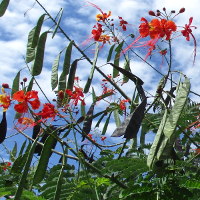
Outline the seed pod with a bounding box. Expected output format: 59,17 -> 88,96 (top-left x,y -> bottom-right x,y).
149,10 -> 156,16
179,8 -> 185,13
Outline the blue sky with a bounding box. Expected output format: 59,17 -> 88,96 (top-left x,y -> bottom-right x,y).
0,0 -> 200,160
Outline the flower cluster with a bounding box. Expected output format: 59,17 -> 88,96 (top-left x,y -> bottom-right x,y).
87,2 -> 129,47
88,4 -> 196,63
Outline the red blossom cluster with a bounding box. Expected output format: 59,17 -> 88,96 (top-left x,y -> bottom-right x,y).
0,82 -> 86,127
88,3 -> 197,63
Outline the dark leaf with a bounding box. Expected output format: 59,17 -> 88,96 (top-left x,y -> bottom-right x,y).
66,59 -> 79,90
111,98 -> 147,139
0,0 -> 9,17
81,103 -> 95,141
0,112 -> 7,144
108,63 -> 143,85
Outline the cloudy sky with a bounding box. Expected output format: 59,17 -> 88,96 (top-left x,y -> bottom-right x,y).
0,0 -> 200,155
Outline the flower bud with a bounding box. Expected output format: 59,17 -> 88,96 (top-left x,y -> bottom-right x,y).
149,10 -> 156,16
171,10 -> 175,13
58,90 -> 64,100
163,7 -> 166,11
2,83 -> 9,88
23,77 -> 27,82
179,8 -> 185,13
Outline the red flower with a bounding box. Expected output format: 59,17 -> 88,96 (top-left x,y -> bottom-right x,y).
36,103 -> 57,120
119,99 -> 130,110
65,87 -> 85,106
13,90 -> 40,113
181,17 -> 197,63
92,23 -> 103,41
101,136 -> 107,141
139,18 -> 177,40
119,16 -> 128,31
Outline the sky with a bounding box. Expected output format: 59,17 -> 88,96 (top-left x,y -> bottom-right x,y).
0,0 -> 200,160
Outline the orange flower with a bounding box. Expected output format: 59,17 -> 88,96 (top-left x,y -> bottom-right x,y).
96,11 -> 111,21
98,35 -> 110,44
0,93 -> 11,111
13,90 -> 40,113
18,117 -> 35,126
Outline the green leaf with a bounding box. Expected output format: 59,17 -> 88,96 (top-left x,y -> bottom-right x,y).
147,109 -> 168,168
32,14 -> 46,48
123,55 -> 130,83
10,141 -> 17,161
52,8 -> 63,38
95,112 -> 107,128
114,109 -> 121,127
0,0 -> 9,17
18,140 -> 27,156
84,42 -> 99,93
102,112 -> 112,135
31,31 -> 48,76
107,44 -> 115,62
58,40 -> 73,91
14,137 -> 40,200
113,42 -> 124,78
157,78 -> 190,160
33,130 -> 58,185
147,78 -> 190,168
92,87 -> 97,103
66,59 -> 79,90
81,103 -> 86,117
27,77 -> 34,92
25,14 -> 46,63
51,53 -> 61,90
26,27 -> 36,63
11,71 -> 20,96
